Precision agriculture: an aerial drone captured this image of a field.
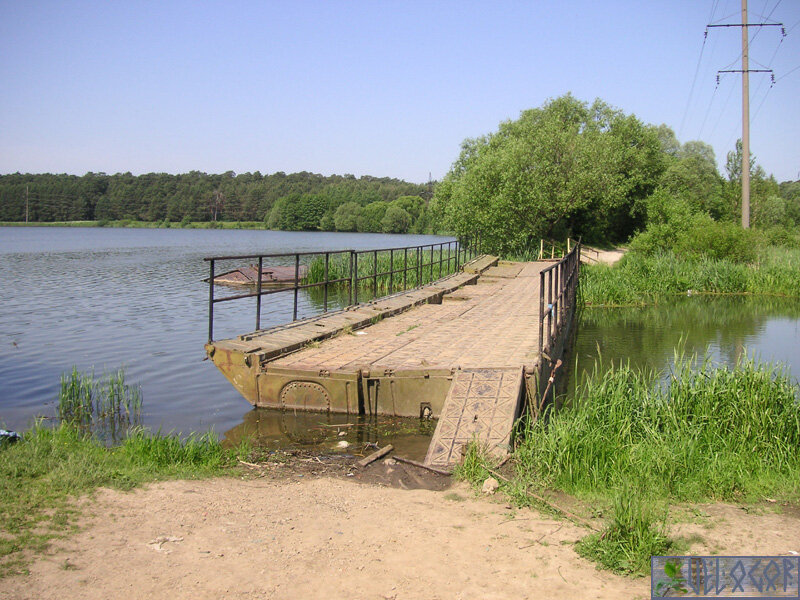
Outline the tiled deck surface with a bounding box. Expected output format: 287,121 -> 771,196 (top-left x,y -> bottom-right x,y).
210,258 -> 554,468
269,261 -> 549,373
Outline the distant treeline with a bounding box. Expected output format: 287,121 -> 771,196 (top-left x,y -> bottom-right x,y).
0,171 -> 435,234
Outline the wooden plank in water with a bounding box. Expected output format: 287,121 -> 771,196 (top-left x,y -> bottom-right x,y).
424,367 -> 524,468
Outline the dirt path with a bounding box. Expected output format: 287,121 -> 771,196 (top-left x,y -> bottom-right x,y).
6,465 -> 799,600
581,246 -> 626,265
6,474 -> 646,600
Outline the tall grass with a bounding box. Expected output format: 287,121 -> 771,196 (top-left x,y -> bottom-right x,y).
580,247 -> 800,306
495,352 -> 800,575
306,247 -> 465,294
516,352 -> 800,502
58,367 -> 142,441
576,486 -> 672,576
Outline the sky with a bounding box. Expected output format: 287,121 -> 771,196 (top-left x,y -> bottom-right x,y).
1,0 -> 798,184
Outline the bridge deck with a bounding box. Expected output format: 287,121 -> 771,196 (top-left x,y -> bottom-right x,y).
208,259 -> 556,468
269,261 -> 548,373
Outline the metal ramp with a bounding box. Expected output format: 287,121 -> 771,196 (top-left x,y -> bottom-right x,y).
424,368 -> 525,469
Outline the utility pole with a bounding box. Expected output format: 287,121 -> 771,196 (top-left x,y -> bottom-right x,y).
741,0 -> 750,229
707,2 -> 783,229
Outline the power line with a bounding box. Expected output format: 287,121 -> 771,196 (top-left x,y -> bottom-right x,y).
709,77 -> 738,138
751,83 -> 773,124
698,80 -> 721,139
776,63 -> 800,81
679,28 -> 710,139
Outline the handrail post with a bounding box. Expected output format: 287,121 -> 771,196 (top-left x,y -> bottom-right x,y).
208,259 -> 215,343
255,256 -> 263,330
538,270 -> 544,354
354,252 -> 359,305
323,252 -> 329,313
372,249 -> 378,300
293,253 -> 299,321
438,243 -> 443,279
416,246 -> 421,287
389,249 -> 394,294
348,251 -> 354,306
547,268 -> 553,351
403,247 -> 408,290
449,241 -> 454,273
429,245 -> 434,283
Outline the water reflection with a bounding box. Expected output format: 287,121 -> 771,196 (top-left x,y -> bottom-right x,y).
568,295 -> 800,395
224,408 -> 436,462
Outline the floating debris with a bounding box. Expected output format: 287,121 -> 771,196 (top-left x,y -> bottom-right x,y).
206,265 -> 308,287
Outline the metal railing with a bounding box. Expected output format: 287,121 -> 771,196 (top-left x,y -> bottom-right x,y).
205,238 -> 481,342
538,239 -> 581,356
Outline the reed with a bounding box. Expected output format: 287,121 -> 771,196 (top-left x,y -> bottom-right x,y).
306,247 -> 465,294
516,352 -> 800,502
58,367 -> 142,441
580,248 -> 800,307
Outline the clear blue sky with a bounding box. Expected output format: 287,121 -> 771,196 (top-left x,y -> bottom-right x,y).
1,0 -> 798,183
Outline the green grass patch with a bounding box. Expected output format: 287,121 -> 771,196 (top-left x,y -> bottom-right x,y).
575,487 -> 672,576
0,423 -> 236,578
580,247 -> 800,306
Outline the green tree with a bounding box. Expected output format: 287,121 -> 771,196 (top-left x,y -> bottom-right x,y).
431,94 -> 664,253
724,140 -> 780,226
267,193 -> 325,230
333,201 -> 362,231
391,195 -> 425,221
658,145 -> 725,219
381,205 -> 412,233
357,201 -> 388,233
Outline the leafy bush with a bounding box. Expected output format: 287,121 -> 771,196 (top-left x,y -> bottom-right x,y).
630,216 -> 758,263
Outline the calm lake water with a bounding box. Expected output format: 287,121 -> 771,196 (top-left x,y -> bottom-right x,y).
568,295 -> 800,393
2,227 -> 798,452
0,226 -> 452,442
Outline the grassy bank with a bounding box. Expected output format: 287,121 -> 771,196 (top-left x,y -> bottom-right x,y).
0,424 -> 235,578
0,367 -> 243,578
581,246 -> 800,306
458,353 -> 800,575
519,355 -> 800,502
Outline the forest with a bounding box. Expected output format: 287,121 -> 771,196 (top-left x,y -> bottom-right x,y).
2,94 -> 799,247
0,171 -> 432,234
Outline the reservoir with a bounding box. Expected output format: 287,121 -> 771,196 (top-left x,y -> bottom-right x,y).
0,226 -> 450,435
1,227 -> 798,447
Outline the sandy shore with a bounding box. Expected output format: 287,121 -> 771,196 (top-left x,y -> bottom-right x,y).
5,463 -> 799,600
